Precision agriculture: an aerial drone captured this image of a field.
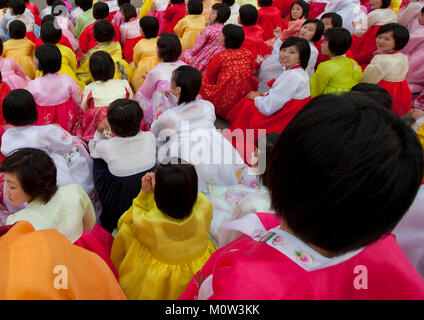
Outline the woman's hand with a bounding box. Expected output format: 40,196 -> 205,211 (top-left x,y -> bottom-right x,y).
247,91 -> 264,100
273,26 -> 281,39
142,172 -> 155,193
97,118 -> 110,133
409,108 -> 424,120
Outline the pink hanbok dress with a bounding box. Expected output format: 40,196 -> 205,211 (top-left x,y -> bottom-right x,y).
0,56 -> 30,89
120,18 -> 143,63
179,23 -> 225,73
135,60 -> 185,124
402,26 -> 424,93
78,79 -> 133,142
26,73 -> 81,135
180,212 -> 424,299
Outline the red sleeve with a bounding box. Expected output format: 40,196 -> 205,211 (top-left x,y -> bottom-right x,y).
163,5 -> 175,21
79,26 -> 91,53
203,53 -> 222,84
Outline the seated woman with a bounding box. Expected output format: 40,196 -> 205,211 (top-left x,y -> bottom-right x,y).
227,36 -> 311,160
318,0 -> 365,34
350,0 -> 398,66
310,28 -> 362,98
130,16 -> 160,92
89,99 -> 156,233
77,51 -> 133,142
26,45 -> 81,135
200,24 -> 259,119
1,148 -> 117,278
111,160 -> 216,300
77,19 -> 133,85
152,65 -> 245,191
135,33 -> 185,125
119,3 -> 142,63
0,89 -> 94,204
0,39 -> 29,90
50,0 -> 79,51
257,0 -> 288,41
273,0 -> 309,44
360,23 -> 411,116
180,92 -> 424,300
179,3 -> 231,73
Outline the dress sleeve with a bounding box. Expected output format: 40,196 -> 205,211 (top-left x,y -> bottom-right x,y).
203,53 -> 221,84
309,62 -> 332,98
80,85 -> 92,111
40,125 -> 73,154
360,56 -> 386,84
88,131 -> 109,159
78,27 -> 90,53
69,77 -> 82,106
79,186 -> 96,232
11,58 -> 28,80
163,5 -> 175,21
173,19 -> 185,38
254,72 -> 299,116
189,27 -> 209,56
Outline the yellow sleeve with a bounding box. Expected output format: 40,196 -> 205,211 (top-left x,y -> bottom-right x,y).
139,0 -> 154,18
173,19 -> 186,38
309,62 -> 332,98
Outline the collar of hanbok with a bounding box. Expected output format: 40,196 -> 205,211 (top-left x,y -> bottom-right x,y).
384,50 -> 400,55
80,41 -> 122,66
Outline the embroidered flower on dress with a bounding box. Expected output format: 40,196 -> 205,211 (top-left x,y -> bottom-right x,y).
294,250 -> 313,265
272,235 -> 283,246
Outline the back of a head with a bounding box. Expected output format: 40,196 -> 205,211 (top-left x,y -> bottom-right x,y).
41,14 -> 55,25
139,16 -> 159,39
107,99 -> 143,138
93,19 -> 116,43
0,0 -> 8,9
157,33 -> 182,62
120,3 -> 137,21
211,3 -> 231,24
89,50 -> 115,82
9,20 -> 26,39
351,83 -> 393,110
40,21 -> 62,44
221,0 -> 234,7
263,93 -> 423,255
2,89 -> 37,126
35,44 -> 62,75
321,12 -> 343,28
188,0 -> 203,15
93,1 -> 109,20
323,27 -> 352,56
239,4 -> 258,26
222,23 -> 244,49
172,65 -> 202,105
258,0 -> 272,7
9,0 -> 26,15
154,160 -> 198,220
77,0 -> 93,11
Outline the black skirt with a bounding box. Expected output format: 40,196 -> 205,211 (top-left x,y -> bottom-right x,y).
93,158 -> 155,233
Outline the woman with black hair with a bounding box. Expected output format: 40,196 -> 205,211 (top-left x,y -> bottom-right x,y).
227,36 -> 311,162
174,0 -> 206,51
162,0 -> 186,33
200,24 -> 258,118
257,0 -> 288,41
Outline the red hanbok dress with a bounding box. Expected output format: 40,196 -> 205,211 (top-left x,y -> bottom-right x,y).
200,48 -> 259,118
257,6 -> 288,41
162,3 -> 186,34
273,0 -> 296,19
241,24 -> 272,69
78,21 -> 121,54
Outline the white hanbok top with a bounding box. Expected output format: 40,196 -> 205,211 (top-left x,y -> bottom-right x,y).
81,79 -> 133,110
6,184 -> 96,243
354,8 -> 398,37
225,3 -> 241,26
89,131 -> 157,177
318,0 -> 366,34
152,99 -> 245,192
254,65 -> 310,116
360,52 -> 409,83
1,125 -> 94,194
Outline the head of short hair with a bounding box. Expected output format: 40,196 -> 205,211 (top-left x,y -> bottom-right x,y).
93,19 -> 116,43
188,0 -> 202,14
221,0 -> 234,7
222,23 -> 244,49
376,23 -> 410,50
170,0 -> 184,4
47,0 -> 55,6
239,4 -> 257,26
290,0 -> 309,20
157,33 -> 182,62
41,14 -> 55,24
0,148 -> 58,204
9,19 -> 26,39
89,50 -> 115,81
301,18 -> 324,42
258,0 -> 272,7
117,0 -> 130,7
77,0 -> 92,11
323,27 -> 352,55
2,89 -> 38,126
321,12 -> 343,28
0,0 -> 8,9
154,160 -> 198,220
35,44 -> 62,75
139,16 -> 159,38
40,21 -> 62,44
211,3 -> 231,23
171,65 -> 202,105
255,132 -> 280,157
262,92 -> 423,255
9,0 -> 25,14
381,0 -> 391,8
351,83 -> 393,110
280,36 -> 310,69
120,3 -> 137,21
107,99 -> 142,137
93,1 -> 109,19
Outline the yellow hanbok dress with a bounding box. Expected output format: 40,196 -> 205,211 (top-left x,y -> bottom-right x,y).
309,55 -> 362,98
139,0 -> 154,18
174,14 -> 206,52
35,44 -> 85,90
2,38 -> 35,79
391,0 -> 402,14
130,37 -> 159,92
77,41 -> 133,85
111,191 -> 216,300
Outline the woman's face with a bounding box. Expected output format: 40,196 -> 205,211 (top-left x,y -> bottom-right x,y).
321,17 -> 333,32
279,44 -> 301,68
4,172 -> 32,206
170,77 -> 181,100
299,23 -> 317,41
369,0 -> 383,9
209,9 -> 218,24
321,37 -> 332,56
291,4 -> 304,20
376,31 -> 396,52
